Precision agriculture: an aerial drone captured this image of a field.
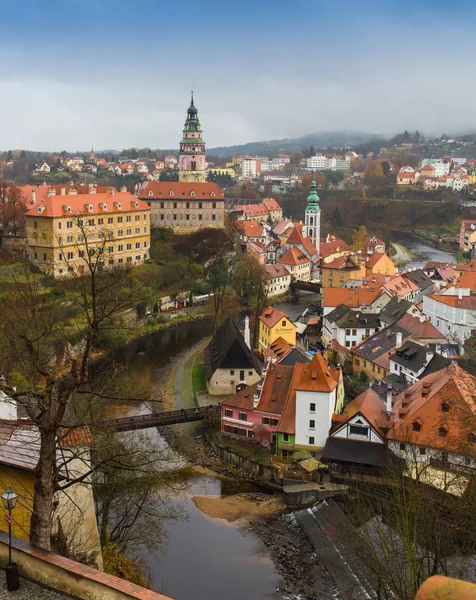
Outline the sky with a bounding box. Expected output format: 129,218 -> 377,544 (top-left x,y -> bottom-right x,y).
1,0 -> 476,151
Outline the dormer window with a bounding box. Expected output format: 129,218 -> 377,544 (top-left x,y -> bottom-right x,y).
190,191 -> 195,197
412,421 -> 422,432
438,426 -> 448,438
441,401 -> 450,413
211,191 -> 216,197
169,190 -> 174,197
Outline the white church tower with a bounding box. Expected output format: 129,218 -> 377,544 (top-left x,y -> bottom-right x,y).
305,177 -> 321,254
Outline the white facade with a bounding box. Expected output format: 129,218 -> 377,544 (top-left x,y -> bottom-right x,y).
304,155 -> 329,170
423,290 -> 476,344
295,389 -> 337,448
241,158 -> 259,178
260,157 -> 290,171
305,209 -> 320,254
332,413 -> 384,443
265,272 -> 291,297
0,391 -> 17,420
421,159 -> 450,177
322,318 -> 378,349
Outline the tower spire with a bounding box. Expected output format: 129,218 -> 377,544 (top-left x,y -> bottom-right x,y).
305,174 -> 321,255
178,91 -> 206,183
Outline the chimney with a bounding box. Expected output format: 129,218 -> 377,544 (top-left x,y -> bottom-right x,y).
386,389 -> 393,415
326,234 -> 330,244
61,187 -> 66,196
244,316 -> 251,349
419,313 -> 425,323
120,185 -> 127,193
458,288 -> 463,300
396,332 -> 403,348
31,189 -> 36,204
47,188 -> 56,197
426,349 -> 433,364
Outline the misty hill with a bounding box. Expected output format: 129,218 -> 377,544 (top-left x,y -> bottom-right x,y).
208,130 -> 385,157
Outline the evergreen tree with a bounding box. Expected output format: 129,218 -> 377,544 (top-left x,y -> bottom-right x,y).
331,206 -> 343,228
414,130 -> 421,144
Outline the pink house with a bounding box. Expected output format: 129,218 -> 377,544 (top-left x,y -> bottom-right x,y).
221,362 -> 297,444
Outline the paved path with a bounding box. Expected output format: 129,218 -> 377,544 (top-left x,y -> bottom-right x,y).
391,243 -> 412,265
0,574 -> 73,598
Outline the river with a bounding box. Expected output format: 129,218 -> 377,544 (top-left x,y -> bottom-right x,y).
394,232 -> 456,269
113,319 -> 282,600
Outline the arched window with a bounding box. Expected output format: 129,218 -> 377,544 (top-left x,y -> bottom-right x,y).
191,161 -> 197,171
309,216 -> 313,226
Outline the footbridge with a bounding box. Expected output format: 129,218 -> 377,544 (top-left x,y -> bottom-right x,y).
100,405 -> 221,433
290,280 -> 321,293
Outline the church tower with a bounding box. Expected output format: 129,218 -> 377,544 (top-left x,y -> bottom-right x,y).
305,177 -> 321,254
178,91 -> 207,182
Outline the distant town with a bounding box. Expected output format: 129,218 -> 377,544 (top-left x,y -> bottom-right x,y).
0,94 -> 475,600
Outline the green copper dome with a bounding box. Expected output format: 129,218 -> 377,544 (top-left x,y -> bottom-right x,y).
305,178 -> 320,212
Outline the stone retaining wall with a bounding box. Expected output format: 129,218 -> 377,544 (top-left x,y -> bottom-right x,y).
0,531 -> 170,600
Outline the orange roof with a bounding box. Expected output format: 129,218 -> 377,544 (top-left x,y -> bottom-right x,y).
237,203 -> 269,218
381,275 -> 419,297
236,220 -> 265,238
388,364 -> 476,452
322,287 -> 381,308
277,362 -> 308,434
59,426 -> 93,447
319,236 -> 350,259
398,172 -> 415,179
332,387 -> 389,438
322,254 -> 360,270
296,352 -> 339,393
138,181 -> 224,200
263,197 -> 281,211
455,261 -> 476,272
256,364 -> 296,414
365,252 -> 393,269
264,336 -> 293,361
421,164 -> 436,171
25,191 -> 149,217
428,293 -> 476,310
398,313 -> 447,341
263,263 -> 290,280
455,271 -> 476,292
278,246 -> 310,267
260,305 -> 294,329
286,224 -> 318,256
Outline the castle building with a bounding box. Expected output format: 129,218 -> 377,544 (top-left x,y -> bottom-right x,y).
304,178 -> 321,255
137,93 -> 225,233
178,91 -> 207,183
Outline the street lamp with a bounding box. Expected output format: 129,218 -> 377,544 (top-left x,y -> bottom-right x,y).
1,489 -> 19,591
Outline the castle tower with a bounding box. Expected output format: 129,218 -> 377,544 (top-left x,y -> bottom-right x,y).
305,177 -> 321,254
178,91 -> 207,182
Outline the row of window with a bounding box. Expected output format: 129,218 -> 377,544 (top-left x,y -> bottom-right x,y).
157,213 -> 218,222
55,255 -> 147,275
32,214 -> 148,230
156,201 -> 217,209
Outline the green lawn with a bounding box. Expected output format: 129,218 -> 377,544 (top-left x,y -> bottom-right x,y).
192,356 -> 206,394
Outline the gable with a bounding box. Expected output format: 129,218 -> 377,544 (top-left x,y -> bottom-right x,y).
219,339 -> 258,370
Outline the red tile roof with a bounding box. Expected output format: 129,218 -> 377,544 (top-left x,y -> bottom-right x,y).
256,364 -> 296,414
59,426 -> 93,447
388,364 -> 476,453
264,336 -> 293,361
319,236 -> 350,259
322,287 -> 382,308
263,263 -> 290,280
322,254 -> 361,270
263,197 -> 281,211
138,181 -> 224,199
237,203 -> 269,218
332,387 -> 389,438
277,362 -> 309,434
286,225 -> 318,256
296,352 -> 339,393
259,305 -> 293,329
428,293 -> 476,310
365,252 -> 393,269
236,220 -> 265,238
25,192 -> 149,217
279,246 -> 310,267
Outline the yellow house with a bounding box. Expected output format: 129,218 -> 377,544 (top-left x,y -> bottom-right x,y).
0,423 -> 102,567
258,306 -> 296,351
321,254 -> 366,288
25,190 -> 151,278
364,252 -> 396,276
206,167 -> 236,179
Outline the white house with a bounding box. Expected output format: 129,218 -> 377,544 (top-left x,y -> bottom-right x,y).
322,305 -> 380,349
263,263 -> 291,298
36,161 -> 51,174
423,288 -> 476,344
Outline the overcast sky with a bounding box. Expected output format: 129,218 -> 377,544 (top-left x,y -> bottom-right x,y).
1,0 -> 475,151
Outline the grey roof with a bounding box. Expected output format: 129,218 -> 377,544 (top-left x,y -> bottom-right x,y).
0,423 -> 67,478
278,347 -> 310,366
353,323 -> 409,362
333,306 -> 380,330
204,318 -> 262,380
390,340 -> 429,372
379,296 -> 413,326
325,304 -> 349,324
419,352 -> 451,378
383,373 -> 408,393
403,269 -> 434,292
322,437 -> 389,467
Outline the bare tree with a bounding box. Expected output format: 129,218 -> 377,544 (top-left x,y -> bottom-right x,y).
0,217 -> 157,550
